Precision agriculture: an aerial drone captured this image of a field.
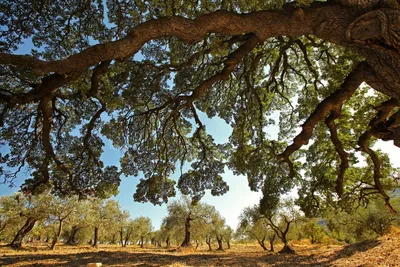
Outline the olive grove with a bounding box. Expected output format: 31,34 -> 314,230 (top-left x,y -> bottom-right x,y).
1,0 -> 400,217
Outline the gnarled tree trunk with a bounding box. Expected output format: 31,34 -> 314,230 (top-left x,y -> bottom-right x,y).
216,235 -> 224,251
181,216 -> 192,247
205,235 -> 212,251
66,225 -> 84,245
269,234 -> 276,252
9,217 -> 37,249
92,227 -> 99,248
50,218 -> 65,250
257,236 -> 268,251
119,229 -> 124,247
140,236 -> 144,248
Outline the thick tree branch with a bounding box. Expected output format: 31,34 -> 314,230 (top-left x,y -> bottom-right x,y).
325,106 -> 349,197
141,34 -> 261,128
358,130 -> 395,213
39,97 -> 74,193
0,3 -> 353,76
357,98 -> 399,213
88,61 -> 111,98
367,98 -> 400,145
5,73 -> 79,106
278,61 -> 371,162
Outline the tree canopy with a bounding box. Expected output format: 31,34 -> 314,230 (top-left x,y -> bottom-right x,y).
1,0 -> 400,213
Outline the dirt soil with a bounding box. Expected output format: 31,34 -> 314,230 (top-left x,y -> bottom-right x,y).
0,228 -> 399,267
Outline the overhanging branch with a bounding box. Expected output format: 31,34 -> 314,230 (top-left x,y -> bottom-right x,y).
278,62 -> 371,164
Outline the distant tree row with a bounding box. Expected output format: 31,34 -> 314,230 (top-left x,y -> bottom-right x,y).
236,196 -> 400,254
0,191 -> 153,249
1,191 -> 399,252
0,192 -> 235,251
159,196 -> 233,251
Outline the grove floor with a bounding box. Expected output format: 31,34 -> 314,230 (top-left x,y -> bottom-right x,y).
1,229 -> 399,267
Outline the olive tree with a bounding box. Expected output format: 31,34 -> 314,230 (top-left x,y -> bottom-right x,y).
238,206 -> 277,252
5,192 -> 53,249
133,216 -> 153,248
2,0 -> 400,218
48,196 -> 78,250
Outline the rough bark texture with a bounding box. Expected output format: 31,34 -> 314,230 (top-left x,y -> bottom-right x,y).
269,234 -> 276,252
216,235 -> 224,251
206,236 -> 212,251
257,237 -> 268,251
66,225 -> 84,245
181,216 -> 192,247
50,219 -> 64,250
92,227 -> 99,249
268,217 -> 296,254
119,230 -> 124,247
140,237 -> 144,248
9,218 -> 37,249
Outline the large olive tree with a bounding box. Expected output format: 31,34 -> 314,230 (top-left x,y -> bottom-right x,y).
1,0 -> 400,214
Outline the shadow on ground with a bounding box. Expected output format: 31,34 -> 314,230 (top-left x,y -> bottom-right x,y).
0,240 -> 383,267
328,239 -> 381,262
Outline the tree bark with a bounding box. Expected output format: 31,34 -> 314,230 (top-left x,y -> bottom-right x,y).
66,225 -> 83,245
279,242 -> 295,254
124,233 -> 130,247
216,235 -> 224,251
205,235 -> 212,251
50,219 -> 64,250
181,216 -> 192,247
278,227 -> 295,254
9,217 -> 37,249
166,237 -> 170,248
119,230 -> 124,247
257,237 -> 268,251
269,234 -> 276,252
111,233 -> 116,244
92,227 -> 99,248
140,236 -> 144,248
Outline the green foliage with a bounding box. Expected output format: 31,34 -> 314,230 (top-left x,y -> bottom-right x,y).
298,218 -> 330,244
161,196 -> 226,246
325,198 -> 398,243
0,0 -> 399,215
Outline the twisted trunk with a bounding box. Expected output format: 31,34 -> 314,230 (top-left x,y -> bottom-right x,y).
181,216 -> 192,247
257,236 -> 268,251
92,227 -> 99,248
205,235 -> 212,251
50,218 -> 65,250
66,225 -> 84,245
216,235 -> 224,251
269,234 -> 276,252
119,229 -> 125,247
140,236 -> 144,248
9,217 -> 37,249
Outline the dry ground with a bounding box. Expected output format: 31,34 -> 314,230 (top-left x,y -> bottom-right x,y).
0,229 -> 399,267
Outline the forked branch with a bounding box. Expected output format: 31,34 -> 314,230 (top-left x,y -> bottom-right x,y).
278,62 -> 371,164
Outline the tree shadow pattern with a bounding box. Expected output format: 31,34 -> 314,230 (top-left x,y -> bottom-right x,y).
0,240 -> 383,267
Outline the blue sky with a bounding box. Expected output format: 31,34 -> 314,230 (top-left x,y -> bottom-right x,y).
0,109 -> 265,229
